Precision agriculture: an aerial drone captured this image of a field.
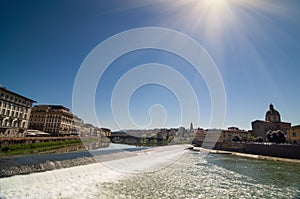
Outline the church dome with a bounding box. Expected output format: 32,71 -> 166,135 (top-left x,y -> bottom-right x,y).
265,104 -> 281,122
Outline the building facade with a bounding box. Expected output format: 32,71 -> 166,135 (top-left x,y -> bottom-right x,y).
287,125 -> 300,144
0,86 -> 35,137
193,128 -> 207,143
251,104 -> 291,140
72,115 -> 84,135
220,127 -> 249,142
193,127 -> 248,144
29,105 -> 74,136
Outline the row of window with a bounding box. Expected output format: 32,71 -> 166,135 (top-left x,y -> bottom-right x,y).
29,119 -> 73,125
0,92 -> 31,106
31,114 -> 72,120
44,123 -> 60,128
32,114 -> 61,118
0,109 -> 27,119
30,118 -> 61,123
29,122 -> 72,128
0,102 -> 28,112
0,119 -> 26,128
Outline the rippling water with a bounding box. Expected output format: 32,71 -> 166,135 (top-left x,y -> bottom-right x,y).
100,151 -> 300,199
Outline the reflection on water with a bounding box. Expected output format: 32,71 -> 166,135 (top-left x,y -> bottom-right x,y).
101,151 -> 300,198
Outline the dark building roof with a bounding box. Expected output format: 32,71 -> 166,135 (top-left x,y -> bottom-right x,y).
33,105 -> 70,111
266,104 -> 280,116
0,86 -> 36,103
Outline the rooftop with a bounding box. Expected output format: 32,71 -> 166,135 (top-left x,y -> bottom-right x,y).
0,86 -> 36,103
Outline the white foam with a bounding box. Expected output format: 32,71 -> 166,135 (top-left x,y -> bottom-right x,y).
0,144 -> 188,199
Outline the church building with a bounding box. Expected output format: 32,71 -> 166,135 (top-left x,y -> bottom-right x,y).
251,104 -> 291,140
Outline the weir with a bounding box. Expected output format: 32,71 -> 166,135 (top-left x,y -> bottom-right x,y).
0,143 -> 149,178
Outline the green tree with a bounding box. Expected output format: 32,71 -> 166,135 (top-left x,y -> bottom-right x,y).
247,133 -> 254,142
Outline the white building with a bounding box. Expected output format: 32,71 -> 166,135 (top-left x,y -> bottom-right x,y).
0,86 -> 36,137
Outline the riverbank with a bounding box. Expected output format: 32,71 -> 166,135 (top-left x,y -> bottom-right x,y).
0,139 -> 85,156
0,137 -> 111,157
191,146 -> 300,164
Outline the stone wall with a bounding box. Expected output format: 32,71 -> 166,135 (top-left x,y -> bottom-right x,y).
244,143 -> 300,159
194,141 -> 300,159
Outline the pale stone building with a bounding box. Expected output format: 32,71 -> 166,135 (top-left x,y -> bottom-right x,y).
251,104 -> 291,140
219,127 -> 248,142
72,115 -> 84,135
0,86 -> 35,137
193,127 -> 248,144
29,105 -> 74,136
193,128 -> 207,143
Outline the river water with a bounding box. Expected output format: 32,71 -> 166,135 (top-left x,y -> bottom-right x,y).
100,151 -> 300,199
1,145 -> 300,198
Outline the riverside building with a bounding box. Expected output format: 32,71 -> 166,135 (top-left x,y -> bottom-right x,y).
72,115 -> 84,136
287,125 -> 300,145
220,127 -> 249,142
193,127 -> 248,144
251,104 -> 291,140
0,86 -> 36,137
29,105 -> 74,136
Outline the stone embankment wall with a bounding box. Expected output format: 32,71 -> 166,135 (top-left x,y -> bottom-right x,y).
193,141 -> 300,159
244,143 -> 300,159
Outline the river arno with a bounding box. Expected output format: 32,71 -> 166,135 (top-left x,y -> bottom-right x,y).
1,145 -> 300,198
100,151 -> 300,199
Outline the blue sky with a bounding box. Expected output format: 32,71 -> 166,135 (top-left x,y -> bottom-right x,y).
1,0 -> 300,130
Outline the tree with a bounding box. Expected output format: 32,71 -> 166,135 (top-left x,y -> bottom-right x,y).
247,133 -> 254,142
273,131 -> 286,143
266,130 -> 286,144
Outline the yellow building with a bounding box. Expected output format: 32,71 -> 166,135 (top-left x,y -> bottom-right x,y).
287,125 -> 300,144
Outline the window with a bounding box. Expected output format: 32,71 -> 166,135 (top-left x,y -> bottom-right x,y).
292,132 -> 297,137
